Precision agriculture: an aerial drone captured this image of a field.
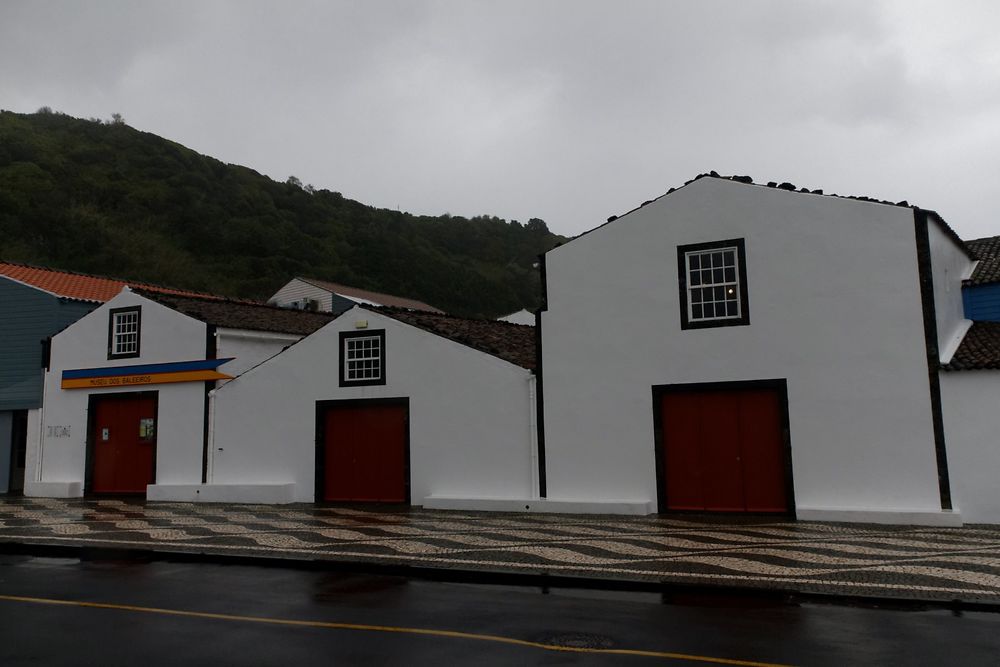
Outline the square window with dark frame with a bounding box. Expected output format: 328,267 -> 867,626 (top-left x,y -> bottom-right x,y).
677,239 -> 749,330
107,306 -> 141,359
339,330 -> 387,386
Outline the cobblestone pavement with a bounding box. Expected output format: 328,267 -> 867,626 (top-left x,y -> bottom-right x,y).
2,497 -> 999,603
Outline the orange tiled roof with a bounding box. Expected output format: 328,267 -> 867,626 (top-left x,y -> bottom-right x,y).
0,261 -> 224,303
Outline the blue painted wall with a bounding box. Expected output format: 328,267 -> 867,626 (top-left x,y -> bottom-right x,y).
963,283 -> 1000,322
0,278 -> 96,411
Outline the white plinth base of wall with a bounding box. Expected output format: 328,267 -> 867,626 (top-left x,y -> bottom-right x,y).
422,496 -> 656,515
24,481 -> 83,498
796,507 -> 963,527
146,484 -> 296,504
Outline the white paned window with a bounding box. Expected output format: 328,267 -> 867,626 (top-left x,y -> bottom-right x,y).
678,239 -> 749,330
345,335 -> 382,381
109,307 -> 141,358
685,247 -> 741,322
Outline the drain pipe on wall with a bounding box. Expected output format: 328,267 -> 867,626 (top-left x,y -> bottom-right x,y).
31,407 -> 44,484
206,388 -> 218,484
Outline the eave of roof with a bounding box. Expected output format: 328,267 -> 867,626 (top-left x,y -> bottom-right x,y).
943,321 -> 1000,371
547,172 -> 973,260
363,305 -> 536,370
964,236 -> 1000,286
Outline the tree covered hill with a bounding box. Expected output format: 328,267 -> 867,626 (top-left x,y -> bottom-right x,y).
0,110 -> 565,317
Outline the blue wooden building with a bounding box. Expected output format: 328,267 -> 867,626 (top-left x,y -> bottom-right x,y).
963,236 -> 1000,321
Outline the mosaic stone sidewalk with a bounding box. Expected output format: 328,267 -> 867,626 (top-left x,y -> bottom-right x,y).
2,497 -> 999,603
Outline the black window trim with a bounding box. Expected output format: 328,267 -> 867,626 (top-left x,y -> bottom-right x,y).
677,238 -> 750,330
107,306 -> 142,360
338,329 -> 387,387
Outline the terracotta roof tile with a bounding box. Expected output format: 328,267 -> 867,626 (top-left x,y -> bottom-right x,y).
965,236 -> 1000,286
136,290 -> 336,336
943,322 -> 1000,371
298,277 -> 442,313
0,261 -> 223,302
370,306 -> 536,370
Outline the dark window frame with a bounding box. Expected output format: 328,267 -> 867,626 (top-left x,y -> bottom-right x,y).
107,306 -> 142,360
338,329 -> 387,387
677,238 -> 750,330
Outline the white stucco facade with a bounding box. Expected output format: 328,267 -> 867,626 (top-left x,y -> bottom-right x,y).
499,309 -> 536,326
215,328 -> 300,382
540,177 -> 963,524
940,370 -> 1000,524
927,219 -> 977,361
26,290 -> 207,497
209,307 -> 537,505
25,289 -> 298,499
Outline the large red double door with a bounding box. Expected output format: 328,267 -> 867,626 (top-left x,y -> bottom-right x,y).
658,384 -> 791,514
318,400 -> 408,503
89,393 -> 158,494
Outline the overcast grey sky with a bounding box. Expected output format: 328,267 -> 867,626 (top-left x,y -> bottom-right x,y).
2,0 -> 998,238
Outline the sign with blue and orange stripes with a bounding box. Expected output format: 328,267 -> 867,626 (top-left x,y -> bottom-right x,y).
61,358 -> 235,390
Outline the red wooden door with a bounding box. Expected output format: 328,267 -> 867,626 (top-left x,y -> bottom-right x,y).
737,390 -> 788,512
90,394 -> 157,494
661,388 -> 787,513
323,403 -> 407,503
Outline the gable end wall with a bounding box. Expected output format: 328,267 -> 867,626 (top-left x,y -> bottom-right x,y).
28,291 -> 208,494
540,178 -> 943,515
211,308 -> 535,503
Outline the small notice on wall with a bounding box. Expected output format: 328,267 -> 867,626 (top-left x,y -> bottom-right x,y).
139,418 -> 155,441
46,425 -> 71,438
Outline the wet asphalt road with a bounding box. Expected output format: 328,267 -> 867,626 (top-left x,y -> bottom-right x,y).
0,554 -> 998,666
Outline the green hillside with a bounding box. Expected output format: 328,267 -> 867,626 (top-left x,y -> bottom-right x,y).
0,109 -> 564,317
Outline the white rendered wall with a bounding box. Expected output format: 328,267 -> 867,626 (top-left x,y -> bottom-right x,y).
23,408 -> 41,490
211,307 -> 536,503
500,310 -> 536,326
267,279 -> 333,311
541,177 -> 946,517
940,370 -> 1000,524
28,290 -> 207,494
215,329 -> 299,383
927,221 -> 975,362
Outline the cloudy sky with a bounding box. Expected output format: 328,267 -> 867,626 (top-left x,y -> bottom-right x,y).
2,0 -> 998,238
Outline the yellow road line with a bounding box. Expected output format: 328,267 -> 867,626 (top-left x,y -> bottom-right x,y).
0,593 -> 792,666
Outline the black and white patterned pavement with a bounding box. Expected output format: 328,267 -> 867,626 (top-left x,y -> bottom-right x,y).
2,498 -> 999,603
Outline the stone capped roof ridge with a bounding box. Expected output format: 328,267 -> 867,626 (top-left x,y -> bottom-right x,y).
296,276 -> 442,313
135,289 -> 336,336
965,236 -> 1000,286
580,172 -> 970,259
0,260 -> 227,302
363,304 -> 536,371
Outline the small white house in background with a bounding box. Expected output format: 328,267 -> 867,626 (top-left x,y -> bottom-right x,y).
268,276 -> 442,314
209,306 -> 538,506
26,287 -> 333,500
537,173 -> 1000,526
499,309 -> 536,326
